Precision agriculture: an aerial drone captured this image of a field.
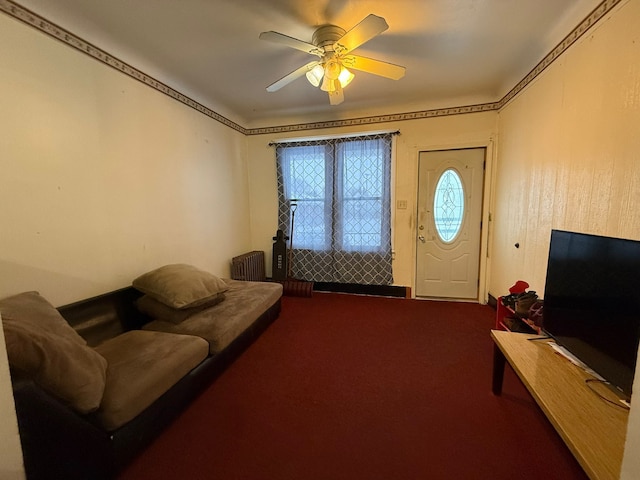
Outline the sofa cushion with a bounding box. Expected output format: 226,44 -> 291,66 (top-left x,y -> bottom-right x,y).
1,292 -> 108,414
143,280 -> 282,354
132,264 -> 229,309
94,330 -> 208,431
135,293 -> 226,324
2,321 -> 108,414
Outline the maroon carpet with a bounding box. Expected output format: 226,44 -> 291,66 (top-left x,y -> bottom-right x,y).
119,293 -> 587,480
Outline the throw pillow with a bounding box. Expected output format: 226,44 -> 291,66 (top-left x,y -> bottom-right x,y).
1,302 -> 108,414
132,264 -> 229,309
135,293 -> 225,324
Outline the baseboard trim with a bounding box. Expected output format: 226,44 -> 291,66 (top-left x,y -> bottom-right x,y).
313,282 -> 409,298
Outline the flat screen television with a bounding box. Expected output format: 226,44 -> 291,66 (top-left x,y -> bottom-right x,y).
542,230 -> 640,399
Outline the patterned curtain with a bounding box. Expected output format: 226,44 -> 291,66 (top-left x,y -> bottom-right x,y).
275,133 -> 394,285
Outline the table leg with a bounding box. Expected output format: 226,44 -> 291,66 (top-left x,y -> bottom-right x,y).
492,344 -> 506,395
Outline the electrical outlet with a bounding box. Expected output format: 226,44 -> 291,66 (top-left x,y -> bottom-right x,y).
397,199 -> 408,210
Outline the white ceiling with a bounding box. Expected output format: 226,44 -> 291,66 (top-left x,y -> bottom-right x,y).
13,0 -> 602,128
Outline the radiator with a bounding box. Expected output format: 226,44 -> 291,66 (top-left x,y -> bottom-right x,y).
231,251 -> 266,282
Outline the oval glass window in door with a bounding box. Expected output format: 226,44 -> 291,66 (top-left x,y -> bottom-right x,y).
433,169 -> 464,242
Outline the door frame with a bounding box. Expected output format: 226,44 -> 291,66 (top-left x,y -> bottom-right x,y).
411,138 -> 496,303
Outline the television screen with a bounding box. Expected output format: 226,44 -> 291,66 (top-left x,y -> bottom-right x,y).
543,230 -> 640,398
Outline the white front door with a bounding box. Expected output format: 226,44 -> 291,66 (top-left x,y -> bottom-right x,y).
416,148 -> 485,299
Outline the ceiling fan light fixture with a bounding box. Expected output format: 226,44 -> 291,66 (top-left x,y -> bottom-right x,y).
338,66 -> 354,88
305,64 -> 324,87
324,59 -> 341,80
320,75 -> 335,92
320,60 -> 354,91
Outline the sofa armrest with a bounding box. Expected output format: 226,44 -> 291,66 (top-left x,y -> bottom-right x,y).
12,374 -> 114,479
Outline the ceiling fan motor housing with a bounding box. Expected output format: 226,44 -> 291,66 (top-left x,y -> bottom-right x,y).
312,25 -> 346,52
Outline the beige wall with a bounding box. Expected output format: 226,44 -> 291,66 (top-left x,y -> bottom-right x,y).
489,2 -> 640,478
0,15 -> 251,307
246,112 -> 497,294
490,0 -> 640,297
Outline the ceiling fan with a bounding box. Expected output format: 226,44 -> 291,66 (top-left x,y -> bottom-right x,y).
259,14 -> 406,105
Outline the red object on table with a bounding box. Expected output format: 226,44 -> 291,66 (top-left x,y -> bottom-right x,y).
509,280 -> 529,294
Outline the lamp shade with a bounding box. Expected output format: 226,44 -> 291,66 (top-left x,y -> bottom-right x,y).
320,76 -> 336,92
338,67 -> 354,88
305,64 -> 324,87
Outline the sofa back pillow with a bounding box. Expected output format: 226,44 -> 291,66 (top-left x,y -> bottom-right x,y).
0,291 -> 87,345
0,292 -> 107,414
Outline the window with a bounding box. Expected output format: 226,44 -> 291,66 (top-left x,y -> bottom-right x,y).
275,133 -> 394,285
433,168 -> 464,242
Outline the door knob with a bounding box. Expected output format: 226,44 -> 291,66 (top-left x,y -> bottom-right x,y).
418,235 -> 426,243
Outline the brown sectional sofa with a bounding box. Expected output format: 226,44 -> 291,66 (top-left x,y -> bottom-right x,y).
143,279 -> 285,353
2,264 -> 282,479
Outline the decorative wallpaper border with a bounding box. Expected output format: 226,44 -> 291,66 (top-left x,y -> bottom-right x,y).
248,102 -> 501,136
496,0 -> 623,110
0,0 -> 248,135
0,0 -> 624,136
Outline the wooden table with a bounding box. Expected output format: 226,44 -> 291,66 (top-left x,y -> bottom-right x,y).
491,330 -> 629,480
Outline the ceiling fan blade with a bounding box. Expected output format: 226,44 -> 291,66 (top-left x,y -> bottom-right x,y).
259,31 -> 322,56
333,14 -> 388,55
266,61 -> 320,92
342,55 -> 405,80
328,82 -> 344,105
